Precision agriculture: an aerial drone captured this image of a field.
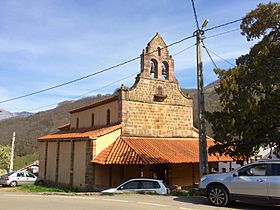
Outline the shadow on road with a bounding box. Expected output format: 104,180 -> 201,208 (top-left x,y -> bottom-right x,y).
173,196 -> 280,210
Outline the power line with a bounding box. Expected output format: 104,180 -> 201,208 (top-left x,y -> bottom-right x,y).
27,43 -> 196,112
203,47 -> 236,67
204,18 -> 242,32
201,41 -> 218,69
190,0 -> 200,30
172,44 -> 196,56
0,34 -> 195,104
27,72 -> 137,112
205,28 -> 240,39
0,20 -> 247,105
0,57 -> 139,104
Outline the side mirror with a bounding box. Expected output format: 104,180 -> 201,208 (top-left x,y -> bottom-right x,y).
233,171 -> 239,177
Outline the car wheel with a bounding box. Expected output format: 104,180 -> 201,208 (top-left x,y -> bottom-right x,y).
207,185 -> 229,207
37,180 -> 44,185
10,181 -> 17,187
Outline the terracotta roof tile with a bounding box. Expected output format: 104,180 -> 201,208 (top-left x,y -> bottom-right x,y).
38,124 -> 121,140
92,136 -> 232,165
69,95 -> 118,114
57,123 -> 70,130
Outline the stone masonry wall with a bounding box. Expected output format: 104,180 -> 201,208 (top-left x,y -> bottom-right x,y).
121,76 -> 194,137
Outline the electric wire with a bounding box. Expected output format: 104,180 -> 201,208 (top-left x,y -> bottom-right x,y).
190,0 -> 200,30
205,28 -> 240,39
204,47 -> 236,67
0,34 -> 196,104
201,41 -> 218,69
0,18 -> 248,105
27,43 -> 196,112
172,44 -> 196,56
204,18 -> 242,32
26,72 -> 137,112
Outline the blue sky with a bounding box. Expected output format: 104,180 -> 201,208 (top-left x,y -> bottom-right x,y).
0,0 -> 272,112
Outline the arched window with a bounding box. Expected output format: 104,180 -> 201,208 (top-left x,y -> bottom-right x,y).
76,118 -> 79,129
150,59 -> 158,78
91,113 -> 95,127
162,61 -> 169,80
157,47 -> 161,56
106,109 -> 110,125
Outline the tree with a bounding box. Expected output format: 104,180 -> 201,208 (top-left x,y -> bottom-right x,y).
0,144 -> 11,171
206,2 -> 280,160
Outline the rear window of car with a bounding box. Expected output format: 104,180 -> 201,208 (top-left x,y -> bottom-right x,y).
26,172 -> 36,178
6,172 -> 14,176
141,181 -> 160,189
271,164 -> 280,176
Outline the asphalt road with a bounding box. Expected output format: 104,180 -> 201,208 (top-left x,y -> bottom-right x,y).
0,192 -> 279,210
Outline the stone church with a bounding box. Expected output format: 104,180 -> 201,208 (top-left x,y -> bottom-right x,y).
38,33 -> 231,191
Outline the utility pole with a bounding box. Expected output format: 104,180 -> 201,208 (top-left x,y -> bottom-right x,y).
9,131 -> 16,172
195,20 -> 209,178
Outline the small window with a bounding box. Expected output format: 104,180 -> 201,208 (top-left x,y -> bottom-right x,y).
141,181 -> 154,189
157,47 -> 161,56
17,172 -> 25,177
238,164 -> 267,176
26,172 -> 35,178
120,181 -> 139,190
106,109 -> 110,125
91,113 -> 95,127
76,118 -> 79,129
271,164 -> 280,176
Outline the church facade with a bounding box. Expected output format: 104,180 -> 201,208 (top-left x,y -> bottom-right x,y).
38,33 -> 231,191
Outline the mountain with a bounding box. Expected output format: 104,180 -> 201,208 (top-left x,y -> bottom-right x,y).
0,109 -> 33,121
0,95 -> 112,156
0,82 -> 220,157
14,111 -> 33,117
0,109 -> 15,121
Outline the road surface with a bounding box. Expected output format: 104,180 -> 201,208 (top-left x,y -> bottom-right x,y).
0,192 -> 278,210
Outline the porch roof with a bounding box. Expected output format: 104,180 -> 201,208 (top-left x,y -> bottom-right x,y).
38,124 -> 121,140
92,136 -> 232,165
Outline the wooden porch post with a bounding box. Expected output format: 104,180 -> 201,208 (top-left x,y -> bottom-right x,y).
109,165 -> 112,187
192,164 -> 195,186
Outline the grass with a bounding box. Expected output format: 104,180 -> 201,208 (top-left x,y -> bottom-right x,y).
17,184 -> 76,193
170,189 -> 195,196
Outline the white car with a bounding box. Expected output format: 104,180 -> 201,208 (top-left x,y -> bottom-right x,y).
199,160 -> 280,206
102,178 -> 169,195
0,170 -> 37,187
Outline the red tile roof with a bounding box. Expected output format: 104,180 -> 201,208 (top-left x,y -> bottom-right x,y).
57,123 -> 70,130
69,95 -> 118,114
38,124 -> 121,140
92,136 -> 232,165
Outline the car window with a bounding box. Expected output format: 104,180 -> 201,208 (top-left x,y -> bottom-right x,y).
140,181 -> 160,189
120,181 -> 139,190
238,164 -> 267,176
26,172 -> 36,178
271,164 -> 280,176
17,172 -> 25,177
